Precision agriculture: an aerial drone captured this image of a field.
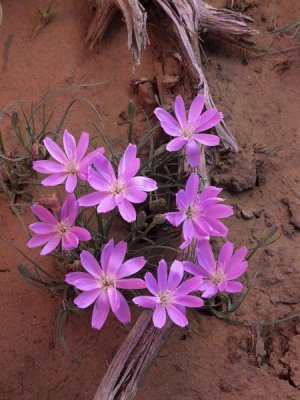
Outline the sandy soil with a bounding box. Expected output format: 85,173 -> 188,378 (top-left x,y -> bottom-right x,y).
0,1 -> 300,399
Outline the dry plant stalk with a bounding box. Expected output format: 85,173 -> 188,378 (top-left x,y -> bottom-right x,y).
86,0 -> 258,151
88,1 -> 255,398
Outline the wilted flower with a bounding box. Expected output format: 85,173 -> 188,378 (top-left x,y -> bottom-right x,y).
184,239 -> 248,298
27,194 -> 91,255
33,129 -> 104,193
133,259 -> 203,328
65,240 -> 146,329
78,143 -> 157,222
154,95 -> 222,167
165,173 -> 233,249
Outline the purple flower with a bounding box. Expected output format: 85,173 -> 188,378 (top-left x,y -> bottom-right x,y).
65,240 -> 146,330
154,95 -> 222,167
27,194 -> 91,255
78,144 -> 157,223
133,259 -> 203,328
184,239 -> 248,298
33,129 -> 104,193
165,173 -> 233,249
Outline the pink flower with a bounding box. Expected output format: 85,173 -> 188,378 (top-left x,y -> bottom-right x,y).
65,240 -> 146,330
78,144 -> 157,222
27,194 -> 91,255
184,239 -> 248,298
165,173 -> 233,249
133,259 -> 203,328
33,129 -> 104,193
154,95 -> 222,167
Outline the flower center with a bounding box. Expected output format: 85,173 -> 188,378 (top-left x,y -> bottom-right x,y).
56,222 -> 70,236
158,290 -> 172,306
101,275 -> 115,290
211,267 -> 225,285
110,180 -> 125,196
65,160 -> 79,174
182,128 -> 192,139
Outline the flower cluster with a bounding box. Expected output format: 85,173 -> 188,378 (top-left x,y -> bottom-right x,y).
27,95 -> 249,331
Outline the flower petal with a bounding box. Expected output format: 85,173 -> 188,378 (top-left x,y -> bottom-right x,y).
200,281 -> 218,298
166,137 -> 186,152
63,129 -> 77,160
176,189 -> 188,210
133,296 -> 158,308
69,226 -> 91,241
199,186 -> 222,202
165,211 -> 185,227
205,204 -> 233,218
100,239 -> 115,273
127,177 -> 157,192
65,174 -> 78,193
43,137 -> 67,163
97,195 -> 116,213
154,108 -> 181,137
117,256 -> 146,279
88,166 -> 110,191
118,199 -> 136,222
174,95 -> 186,127
80,250 -> 102,278
74,289 -> 100,308
92,293 -> 110,330
76,131 -> 89,161
185,173 -> 199,204
79,148 -> 105,180
78,192 -> 106,207
62,232 -> 79,250
124,190 -> 147,204
40,236 -> 61,255
33,160 -> 65,174
186,140 -> 200,167
118,143 -> 140,181
188,94 -> 205,125
168,260 -> 183,291
225,261 -> 248,280
108,288 -> 120,313
166,304 -> 188,327
61,193 -> 78,225
197,239 -> 216,273
106,240 -> 127,276
114,291 -> 131,324
27,233 -> 57,248
225,246 -> 248,274
218,242 -> 234,268
174,295 -> 203,308
116,278 -> 146,289
183,261 -> 211,279
203,216 -> 228,236
195,109 -> 223,132
65,272 -> 92,285
31,204 -> 57,224
70,277 -> 100,291
41,173 -> 68,187
176,276 -> 202,295
145,272 -> 159,295
224,281 -> 243,293
93,154 -> 115,183
153,304 -> 166,328
192,133 -> 220,146
157,259 -> 168,291
29,222 -> 54,234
